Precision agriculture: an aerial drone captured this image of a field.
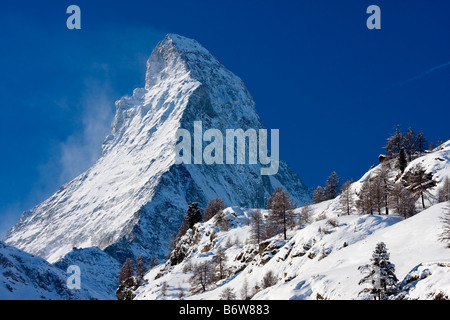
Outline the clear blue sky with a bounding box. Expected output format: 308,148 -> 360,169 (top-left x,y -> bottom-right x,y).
1,0 -> 449,235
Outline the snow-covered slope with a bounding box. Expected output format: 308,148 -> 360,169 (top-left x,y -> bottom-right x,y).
134,142 -> 450,300
0,241 -> 91,299
4,34 -> 310,263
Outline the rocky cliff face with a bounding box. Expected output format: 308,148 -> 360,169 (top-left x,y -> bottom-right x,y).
4,34 -> 310,264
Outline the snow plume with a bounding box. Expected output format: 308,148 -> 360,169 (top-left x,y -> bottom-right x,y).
57,80 -> 115,185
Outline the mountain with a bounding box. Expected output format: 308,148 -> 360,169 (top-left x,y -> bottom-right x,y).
4,34 -> 310,265
0,241 -> 120,299
134,141 -> 450,300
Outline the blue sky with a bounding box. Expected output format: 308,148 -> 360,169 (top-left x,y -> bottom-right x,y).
0,0 -> 449,235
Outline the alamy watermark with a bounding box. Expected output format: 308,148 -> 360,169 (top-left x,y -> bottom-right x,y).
66,265 -> 81,290
175,121 -> 279,175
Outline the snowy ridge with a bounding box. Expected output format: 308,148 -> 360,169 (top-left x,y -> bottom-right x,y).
134,142 -> 450,300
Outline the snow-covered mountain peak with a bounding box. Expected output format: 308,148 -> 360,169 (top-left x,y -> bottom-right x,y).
4,34 -> 310,265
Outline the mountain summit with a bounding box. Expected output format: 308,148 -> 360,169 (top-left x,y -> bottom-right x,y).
4,34 -> 310,263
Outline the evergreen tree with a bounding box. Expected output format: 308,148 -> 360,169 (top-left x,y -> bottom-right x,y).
324,171 -> 340,200
312,186 -> 326,204
358,242 -> 398,300
185,202 -> 202,229
398,148 -> 407,173
266,186 -> 297,240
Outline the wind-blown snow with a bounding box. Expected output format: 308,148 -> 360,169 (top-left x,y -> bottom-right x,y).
4,34 -> 310,264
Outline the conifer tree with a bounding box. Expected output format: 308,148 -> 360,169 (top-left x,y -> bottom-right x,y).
358,242 -> 398,300
324,171 -> 340,200
398,148 -> 407,173
186,202 -> 202,229
266,186 -> 297,240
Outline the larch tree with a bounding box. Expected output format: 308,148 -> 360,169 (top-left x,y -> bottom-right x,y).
439,202 -> 450,248
389,183 -> 416,219
339,179 -> 354,215
203,197 -> 226,221
312,186 -> 326,204
189,261 -> 214,294
136,254 -> 146,283
118,257 -> 134,284
357,177 -> 374,215
212,246 -> 228,280
266,186 -> 297,240
438,176 -> 450,203
250,209 -> 265,244
407,163 -> 435,209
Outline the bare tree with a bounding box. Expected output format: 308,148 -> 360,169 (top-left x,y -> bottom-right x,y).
389,183 -> 417,219
118,257 -> 134,284
299,201 -> 312,225
219,287 -> 236,300
406,163 -> 435,209
358,177 -> 374,215
250,209 -> 265,244
339,179 -> 354,215
261,270 -> 277,289
189,261 -> 214,294
266,186 -> 297,240
439,202 -> 450,248
213,246 -> 228,280
136,254 -> 146,283
203,197 -> 227,221
312,186 -> 326,204
438,176 -> 450,203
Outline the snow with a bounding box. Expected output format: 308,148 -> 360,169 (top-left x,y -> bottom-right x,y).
134,141 -> 450,300
3,34 -> 310,264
